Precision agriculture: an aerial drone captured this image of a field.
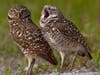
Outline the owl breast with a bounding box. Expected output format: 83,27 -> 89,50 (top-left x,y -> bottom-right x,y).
43,27 -> 67,52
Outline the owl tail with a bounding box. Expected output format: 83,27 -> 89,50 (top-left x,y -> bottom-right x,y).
86,51 -> 92,60
39,52 -> 58,65
78,50 -> 92,60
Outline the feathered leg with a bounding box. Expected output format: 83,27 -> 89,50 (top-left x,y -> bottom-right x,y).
59,51 -> 65,72
68,51 -> 78,70
25,57 -> 35,75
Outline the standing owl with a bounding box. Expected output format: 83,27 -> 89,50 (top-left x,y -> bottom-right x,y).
8,4 -> 57,75
40,5 -> 92,71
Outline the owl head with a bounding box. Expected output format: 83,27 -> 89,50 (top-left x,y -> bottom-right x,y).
40,5 -> 64,27
8,4 -> 31,21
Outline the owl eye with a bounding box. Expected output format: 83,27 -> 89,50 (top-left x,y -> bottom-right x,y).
21,11 -> 30,19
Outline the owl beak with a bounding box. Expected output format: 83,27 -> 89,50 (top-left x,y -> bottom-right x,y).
41,6 -> 50,22
44,8 -> 49,18
42,5 -> 51,20
8,15 -> 12,20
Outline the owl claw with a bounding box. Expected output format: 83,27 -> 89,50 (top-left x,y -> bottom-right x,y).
24,66 -> 29,71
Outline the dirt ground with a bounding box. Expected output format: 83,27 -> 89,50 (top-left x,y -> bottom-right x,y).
39,72 -> 100,75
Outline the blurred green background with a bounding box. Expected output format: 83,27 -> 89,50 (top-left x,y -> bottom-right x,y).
0,0 -> 100,74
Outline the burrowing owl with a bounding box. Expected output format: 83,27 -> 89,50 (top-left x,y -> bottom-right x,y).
8,4 -> 57,75
40,5 -> 92,70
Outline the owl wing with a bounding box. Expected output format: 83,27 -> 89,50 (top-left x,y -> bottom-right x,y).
33,29 -> 58,65
52,19 -> 91,51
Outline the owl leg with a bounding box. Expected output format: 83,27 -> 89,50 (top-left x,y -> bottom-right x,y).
69,51 -> 78,70
59,51 -> 65,72
25,58 -> 35,75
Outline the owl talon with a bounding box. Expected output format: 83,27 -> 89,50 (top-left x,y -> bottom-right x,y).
24,66 -> 29,71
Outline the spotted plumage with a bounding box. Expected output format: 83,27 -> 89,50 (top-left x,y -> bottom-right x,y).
8,4 -> 57,75
40,5 -> 92,71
